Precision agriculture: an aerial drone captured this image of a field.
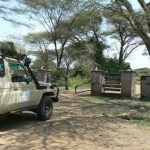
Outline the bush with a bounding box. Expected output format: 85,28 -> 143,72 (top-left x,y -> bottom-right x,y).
102,58 -> 130,73
69,76 -> 90,87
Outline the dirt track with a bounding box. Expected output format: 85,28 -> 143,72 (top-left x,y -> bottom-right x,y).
0,93 -> 150,150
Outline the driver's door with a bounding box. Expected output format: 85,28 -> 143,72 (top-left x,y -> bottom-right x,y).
8,61 -> 36,110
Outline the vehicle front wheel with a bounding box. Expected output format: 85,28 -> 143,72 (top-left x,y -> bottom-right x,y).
37,96 -> 53,121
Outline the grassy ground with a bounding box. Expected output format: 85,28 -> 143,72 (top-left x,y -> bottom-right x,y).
60,85 -> 150,128
70,94 -> 150,127
0,92 -> 150,149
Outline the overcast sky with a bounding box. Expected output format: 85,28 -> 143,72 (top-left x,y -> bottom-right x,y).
0,0 -> 150,69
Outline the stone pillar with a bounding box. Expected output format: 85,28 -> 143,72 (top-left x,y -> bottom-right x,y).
91,71 -> 104,96
37,69 -> 52,82
121,71 -> 136,97
37,69 -> 43,81
141,76 -> 150,99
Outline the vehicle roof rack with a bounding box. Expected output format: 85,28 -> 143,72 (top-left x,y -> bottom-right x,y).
0,51 -> 26,60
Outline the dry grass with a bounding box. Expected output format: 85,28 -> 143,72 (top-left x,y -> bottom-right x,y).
0,93 -> 150,150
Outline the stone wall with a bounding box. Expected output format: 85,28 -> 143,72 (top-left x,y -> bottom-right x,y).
91,70 -> 136,97
91,71 -> 104,96
141,76 -> 150,99
121,71 -> 136,97
36,69 -> 52,82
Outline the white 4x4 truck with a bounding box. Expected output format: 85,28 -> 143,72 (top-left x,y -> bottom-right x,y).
0,55 -> 59,121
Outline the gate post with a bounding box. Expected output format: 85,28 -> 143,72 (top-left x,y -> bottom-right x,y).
37,69 -> 52,83
141,76 -> 150,99
121,70 -> 136,97
91,71 -> 104,96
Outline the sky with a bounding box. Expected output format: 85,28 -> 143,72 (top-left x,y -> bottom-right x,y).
0,0 -> 150,69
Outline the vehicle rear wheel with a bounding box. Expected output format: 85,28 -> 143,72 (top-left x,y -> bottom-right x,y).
37,96 -> 53,121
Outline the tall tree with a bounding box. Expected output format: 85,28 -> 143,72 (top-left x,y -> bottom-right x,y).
106,0 -> 150,56
61,46 -> 75,90
0,0 -> 11,19
104,16 -> 142,67
70,9 -> 108,69
25,32 -> 53,69
17,0 -> 95,69
0,0 -> 30,26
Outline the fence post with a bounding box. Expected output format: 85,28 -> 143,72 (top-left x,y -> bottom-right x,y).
75,86 -> 77,94
91,70 -> 104,96
121,70 -> 136,97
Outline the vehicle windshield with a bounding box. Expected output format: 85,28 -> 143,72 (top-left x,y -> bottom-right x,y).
9,63 -> 22,75
8,62 -> 31,82
0,58 -> 5,77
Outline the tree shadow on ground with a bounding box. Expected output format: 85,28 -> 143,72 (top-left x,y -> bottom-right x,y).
0,95 -> 150,149
0,112 -> 125,150
0,113 -> 38,131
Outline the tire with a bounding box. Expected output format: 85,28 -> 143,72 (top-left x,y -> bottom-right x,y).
37,96 -> 53,121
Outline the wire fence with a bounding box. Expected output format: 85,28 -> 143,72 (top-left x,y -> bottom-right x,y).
75,80 -> 91,94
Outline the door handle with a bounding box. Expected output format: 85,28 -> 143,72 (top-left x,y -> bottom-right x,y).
13,88 -> 18,90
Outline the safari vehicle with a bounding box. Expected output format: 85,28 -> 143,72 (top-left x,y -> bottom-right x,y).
0,53 -> 59,121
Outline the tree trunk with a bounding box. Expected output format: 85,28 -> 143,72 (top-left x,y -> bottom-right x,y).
118,0 -> 150,55
57,40 -> 67,69
64,63 -> 70,90
113,0 -> 150,56
140,34 -> 150,55
64,72 -> 69,90
118,46 -> 124,67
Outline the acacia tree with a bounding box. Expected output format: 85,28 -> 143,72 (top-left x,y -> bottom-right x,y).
25,32 -> 54,69
106,0 -> 150,56
17,0 -> 96,69
70,9 -> 108,69
0,0 -> 12,20
104,16 -> 142,67
61,46 -> 75,90
0,0 -> 30,27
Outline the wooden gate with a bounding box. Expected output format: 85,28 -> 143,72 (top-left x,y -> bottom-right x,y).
102,73 -> 121,94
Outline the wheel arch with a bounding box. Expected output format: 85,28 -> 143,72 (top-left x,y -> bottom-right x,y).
42,92 -> 59,102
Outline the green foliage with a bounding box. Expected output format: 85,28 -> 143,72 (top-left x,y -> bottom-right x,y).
105,0 -> 150,56
24,32 -> 51,44
50,68 -> 66,85
73,60 -> 94,76
92,39 -> 108,67
135,68 -> 150,76
0,41 -> 16,55
103,58 -> 130,73
31,57 -> 56,70
135,68 -> 150,81
71,9 -> 102,35
69,76 -> 90,87
104,6 -> 141,67
0,41 -> 26,56
68,38 -> 109,73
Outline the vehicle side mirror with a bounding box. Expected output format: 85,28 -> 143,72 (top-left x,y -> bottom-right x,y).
24,57 -> 31,67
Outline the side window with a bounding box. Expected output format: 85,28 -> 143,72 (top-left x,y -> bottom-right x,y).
0,58 -> 5,77
9,62 -> 30,83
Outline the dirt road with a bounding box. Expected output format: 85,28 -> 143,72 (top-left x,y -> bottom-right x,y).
0,93 -> 150,150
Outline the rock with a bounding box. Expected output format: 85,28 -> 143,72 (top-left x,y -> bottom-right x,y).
138,107 -> 145,112
117,113 -> 131,120
117,110 -> 138,120
129,110 -> 138,115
